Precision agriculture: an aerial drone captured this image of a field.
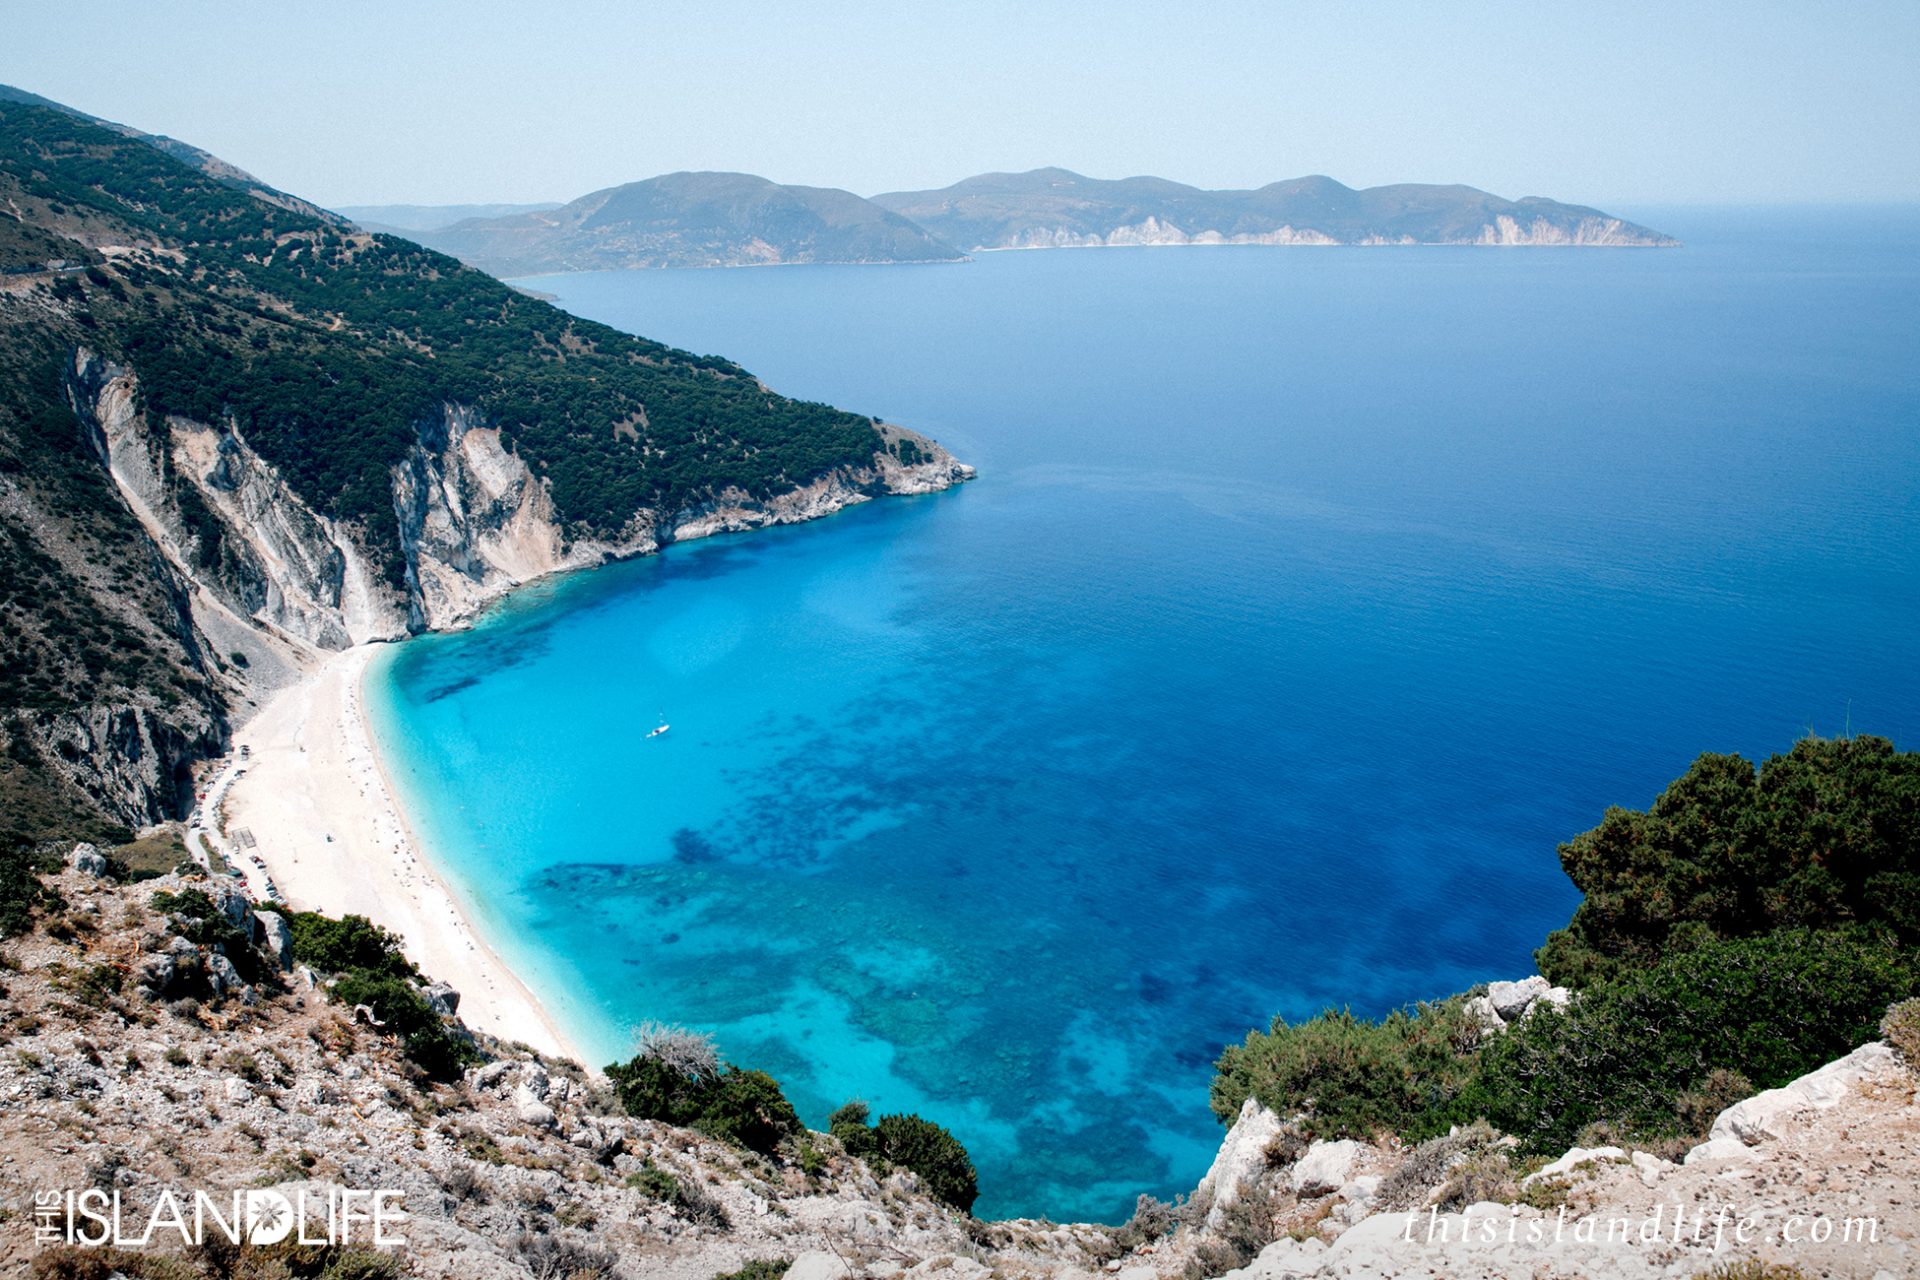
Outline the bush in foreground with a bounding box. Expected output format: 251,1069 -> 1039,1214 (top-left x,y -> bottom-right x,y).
1538,736 -> 1920,989
1463,930 -> 1920,1153
330,970 -> 477,1082
1209,999 -> 1482,1140
286,911 -> 419,982
285,909 -> 472,1080
1884,998 -> 1920,1064
605,1046 -> 800,1159
1209,930 -> 1919,1157
827,1101 -> 979,1213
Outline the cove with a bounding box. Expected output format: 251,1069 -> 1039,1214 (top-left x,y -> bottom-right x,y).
367,208 -> 1920,1221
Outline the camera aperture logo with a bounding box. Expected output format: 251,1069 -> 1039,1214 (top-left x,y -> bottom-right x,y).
33,1186 -> 406,1249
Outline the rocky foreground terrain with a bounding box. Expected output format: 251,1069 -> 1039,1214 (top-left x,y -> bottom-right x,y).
3,853 -> 1916,1279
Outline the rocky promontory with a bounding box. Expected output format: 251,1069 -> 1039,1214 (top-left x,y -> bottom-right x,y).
4,855 -> 1914,1279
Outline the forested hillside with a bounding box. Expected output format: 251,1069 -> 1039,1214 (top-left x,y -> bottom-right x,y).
0,91 -> 962,843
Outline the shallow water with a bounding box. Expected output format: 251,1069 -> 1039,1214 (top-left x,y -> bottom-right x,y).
369,209 -> 1920,1221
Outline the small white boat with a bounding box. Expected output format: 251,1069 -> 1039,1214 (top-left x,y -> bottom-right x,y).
646,721 -> 671,740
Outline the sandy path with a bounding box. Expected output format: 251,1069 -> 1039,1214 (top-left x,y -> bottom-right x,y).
222,644 -> 584,1064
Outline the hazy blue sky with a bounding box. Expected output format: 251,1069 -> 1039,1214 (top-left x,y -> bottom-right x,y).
6,1 -> 1917,208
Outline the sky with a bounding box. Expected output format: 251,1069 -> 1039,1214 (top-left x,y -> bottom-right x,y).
5,0 -> 1918,210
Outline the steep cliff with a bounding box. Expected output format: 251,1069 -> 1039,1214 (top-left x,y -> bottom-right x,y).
0,91 -> 972,838
63,349 -> 969,650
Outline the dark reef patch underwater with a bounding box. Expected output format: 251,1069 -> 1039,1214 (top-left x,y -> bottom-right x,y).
370,209 -> 1920,1220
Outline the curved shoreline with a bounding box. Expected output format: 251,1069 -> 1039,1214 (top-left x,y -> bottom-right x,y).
222,643 -> 587,1065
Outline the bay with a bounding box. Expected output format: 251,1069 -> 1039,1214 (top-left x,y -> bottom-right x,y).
369,209 -> 1920,1221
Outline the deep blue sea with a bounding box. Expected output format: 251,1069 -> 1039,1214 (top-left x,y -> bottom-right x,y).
367,209 -> 1920,1222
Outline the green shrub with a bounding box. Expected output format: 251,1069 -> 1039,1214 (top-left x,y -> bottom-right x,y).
329,970 -> 475,1082
711,1262 -> 790,1280
1,832 -> 61,937
1463,931 -> 1920,1153
1209,999 -> 1482,1141
874,1113 -> 979,1214
825,1103 -> 979,1213
1538,736 -> 1920,988
623,1160 -> 680,1200
150,887 -> 258,982
604,1054 -> 800,1159
286,912 -> 418,982
828,1099 -> 881,1161
701,1069 -> 804,1156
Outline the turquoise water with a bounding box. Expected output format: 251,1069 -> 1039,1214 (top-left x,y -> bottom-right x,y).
369,209 -> 1920,1222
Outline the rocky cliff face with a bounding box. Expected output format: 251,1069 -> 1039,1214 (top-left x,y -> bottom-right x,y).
6,864 -> 1914,1279
0,863 -> 1103,1280
985,214 -> 1660,251
48,348 -> 971,821
1471,215 -> 1664,247
22,704 -> 215,830
996,218 -> 1340,249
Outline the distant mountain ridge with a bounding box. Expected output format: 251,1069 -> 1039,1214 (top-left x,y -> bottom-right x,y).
334,201 -> 565,235
406,172 -> 965,275
393,166 -> 1672,276
872,168 -> 1676,250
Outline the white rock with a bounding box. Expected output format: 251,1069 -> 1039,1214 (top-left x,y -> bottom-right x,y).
253,910 -> 293,972
1219,1238 -> 1327,1280
785,1252 -> 853,1280
1630,1150 -> 1673,1186
1463,995 -> 1504,1033
905,1258 -> 988,1280
205,952 -> 244,998
1684,1137 -> 1760,1166
1339,1174 -> 1381,1204
1486,976 -> 1552,1021
1194,1096 -> 1285,1227
1523,1144 -> 1624,1185
469,1061 -> 514,1090
1710,1041 -> 1898,1145
512,1079 -> 555,1126
1291,1138 -> 1364,1196
70,843 -> 108,877
211,886 -> 253,930
519,1062 -> 550,1100
224,1077 -> 252,1104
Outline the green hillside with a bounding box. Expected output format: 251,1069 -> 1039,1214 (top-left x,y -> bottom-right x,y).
0,92 -> 925,838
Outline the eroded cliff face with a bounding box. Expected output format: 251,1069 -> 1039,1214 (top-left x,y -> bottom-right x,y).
25,704 -> 213,829
1472,214 -> 1660,246
389,407 -> 656,632
53,348 -> 973,820
983,214 -> 1667,250
998,218 -> 1340,249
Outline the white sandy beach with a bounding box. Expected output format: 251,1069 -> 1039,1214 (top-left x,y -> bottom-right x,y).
221,644 -> 584,1064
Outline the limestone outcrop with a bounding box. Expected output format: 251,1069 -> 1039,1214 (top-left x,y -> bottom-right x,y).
40,349 -> 971,829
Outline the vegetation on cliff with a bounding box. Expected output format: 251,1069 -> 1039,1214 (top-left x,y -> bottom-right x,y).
1537,734 -> 1920,986
286,909 -> 479,1080
0,88 -> 934,837
828,1103 -> 981,1214
2,97 -> 893,570
605,1027 -> 980,1211
1212,735 -> 1920,1158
